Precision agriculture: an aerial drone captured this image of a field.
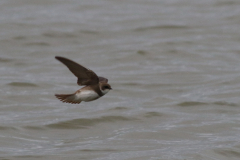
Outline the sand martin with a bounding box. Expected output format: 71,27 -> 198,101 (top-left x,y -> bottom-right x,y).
55,56 -> 112,104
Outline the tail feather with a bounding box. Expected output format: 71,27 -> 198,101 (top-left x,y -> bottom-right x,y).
55,93 -> 81,104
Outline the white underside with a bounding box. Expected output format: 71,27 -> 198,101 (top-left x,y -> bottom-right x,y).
75,90 -> 100,102
100,89 -> 110,95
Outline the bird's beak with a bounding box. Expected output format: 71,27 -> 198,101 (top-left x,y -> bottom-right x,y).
110,87 -> 112,90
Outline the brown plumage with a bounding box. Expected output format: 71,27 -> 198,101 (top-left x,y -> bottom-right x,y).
55,56 -> 112,104
55,56 -> 108,86
55,93 -> 82,104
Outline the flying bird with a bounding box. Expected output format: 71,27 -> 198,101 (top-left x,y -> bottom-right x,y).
55,56 -> 112,104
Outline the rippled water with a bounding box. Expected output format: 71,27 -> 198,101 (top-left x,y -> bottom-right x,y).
1,0 -> 240,159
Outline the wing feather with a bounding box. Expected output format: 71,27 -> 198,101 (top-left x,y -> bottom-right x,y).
98,76 -> 108,83
55,56 -> 99,85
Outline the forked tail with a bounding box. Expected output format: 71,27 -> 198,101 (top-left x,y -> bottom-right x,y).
55,93 -> 81,104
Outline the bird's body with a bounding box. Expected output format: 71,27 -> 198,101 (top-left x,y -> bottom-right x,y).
77,87 -> 100,102
55,56 -> 112,104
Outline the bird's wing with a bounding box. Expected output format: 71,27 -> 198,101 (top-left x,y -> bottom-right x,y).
55,56 -> 99,85
98,76 -> 108,83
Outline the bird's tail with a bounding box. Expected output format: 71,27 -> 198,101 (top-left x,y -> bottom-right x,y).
55,93 -> 81,104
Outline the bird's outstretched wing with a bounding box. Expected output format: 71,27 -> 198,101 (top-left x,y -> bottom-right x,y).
98,76 -> 108,83
55,56 -> 99,85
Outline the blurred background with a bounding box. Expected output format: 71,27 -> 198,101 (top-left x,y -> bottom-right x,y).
1,0 -> 240,159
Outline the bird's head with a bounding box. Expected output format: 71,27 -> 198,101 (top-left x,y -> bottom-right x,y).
100,83 -> 112,95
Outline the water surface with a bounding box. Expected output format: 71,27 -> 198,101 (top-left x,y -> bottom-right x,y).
1,0 -> 240,159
